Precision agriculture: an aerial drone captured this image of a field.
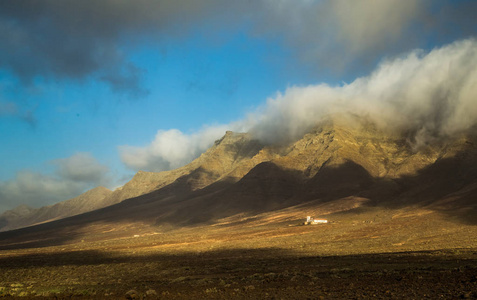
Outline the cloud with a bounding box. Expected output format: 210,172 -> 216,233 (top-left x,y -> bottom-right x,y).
0,0 -> 150,93
1,1 -> 475,94
249,38 -> 477,146
53,152 -> 110,184
0,0 -> 234,94
241,0 -> 477,76
120,125 -> 231,172
120,38 -> 477,172
0,153 -> 110,212
247,0 -> 423,72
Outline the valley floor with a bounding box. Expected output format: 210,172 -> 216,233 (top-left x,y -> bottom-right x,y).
0,207 -> 476,299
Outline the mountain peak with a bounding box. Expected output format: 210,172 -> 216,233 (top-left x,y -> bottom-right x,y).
214,131 -> 249,146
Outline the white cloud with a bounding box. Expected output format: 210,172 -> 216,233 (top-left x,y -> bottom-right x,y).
0,153 -> 110,212
249,38 -> 477,145
120,125 -> 231,172
54,152 -> 109,184
120,38 -> 477,172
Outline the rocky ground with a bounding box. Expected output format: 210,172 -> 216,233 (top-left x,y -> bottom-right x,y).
0,247 -> 476,299
0,206 -> 476,299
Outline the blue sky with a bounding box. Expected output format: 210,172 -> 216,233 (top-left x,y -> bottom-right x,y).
1,0 -> 477,212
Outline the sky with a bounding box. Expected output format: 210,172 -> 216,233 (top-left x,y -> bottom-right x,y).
1,0 -> 477,213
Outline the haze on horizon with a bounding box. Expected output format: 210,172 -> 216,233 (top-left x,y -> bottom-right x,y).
1,0 -> 477,213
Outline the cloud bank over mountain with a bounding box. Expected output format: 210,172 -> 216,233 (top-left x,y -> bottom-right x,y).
250,38 -> 477,146
121,39 -> 477,172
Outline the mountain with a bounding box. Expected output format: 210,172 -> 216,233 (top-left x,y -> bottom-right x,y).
0,186 -> 113,232
142,115 -> 477,226
102,131 -> 266,202
0,131 -> 264,232
0,204 -> 35,230
0,115 -> 476,248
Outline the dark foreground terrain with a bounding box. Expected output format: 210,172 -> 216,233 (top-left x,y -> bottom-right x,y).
1,206 -> 477,299
0,247 -> 476,299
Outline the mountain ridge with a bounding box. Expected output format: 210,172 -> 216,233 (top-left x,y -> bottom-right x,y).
1,115 -> 476,244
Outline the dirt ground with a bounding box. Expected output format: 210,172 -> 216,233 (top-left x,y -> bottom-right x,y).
0,208 -> 476,299
0,247 -> 476,299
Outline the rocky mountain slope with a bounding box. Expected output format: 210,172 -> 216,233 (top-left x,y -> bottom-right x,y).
140,115 -> 477,226
101,130 -> 266,203
0,115 -> 476,247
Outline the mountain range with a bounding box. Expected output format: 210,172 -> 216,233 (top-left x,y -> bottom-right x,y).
1,115 -> 476,247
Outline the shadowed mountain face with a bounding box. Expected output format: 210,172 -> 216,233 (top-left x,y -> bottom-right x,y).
1,116 -> 476,247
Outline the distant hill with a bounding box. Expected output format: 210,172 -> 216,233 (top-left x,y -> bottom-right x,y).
0,186 -> 112,231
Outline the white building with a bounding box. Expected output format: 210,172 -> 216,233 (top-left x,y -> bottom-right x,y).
305,216 -> 328,225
